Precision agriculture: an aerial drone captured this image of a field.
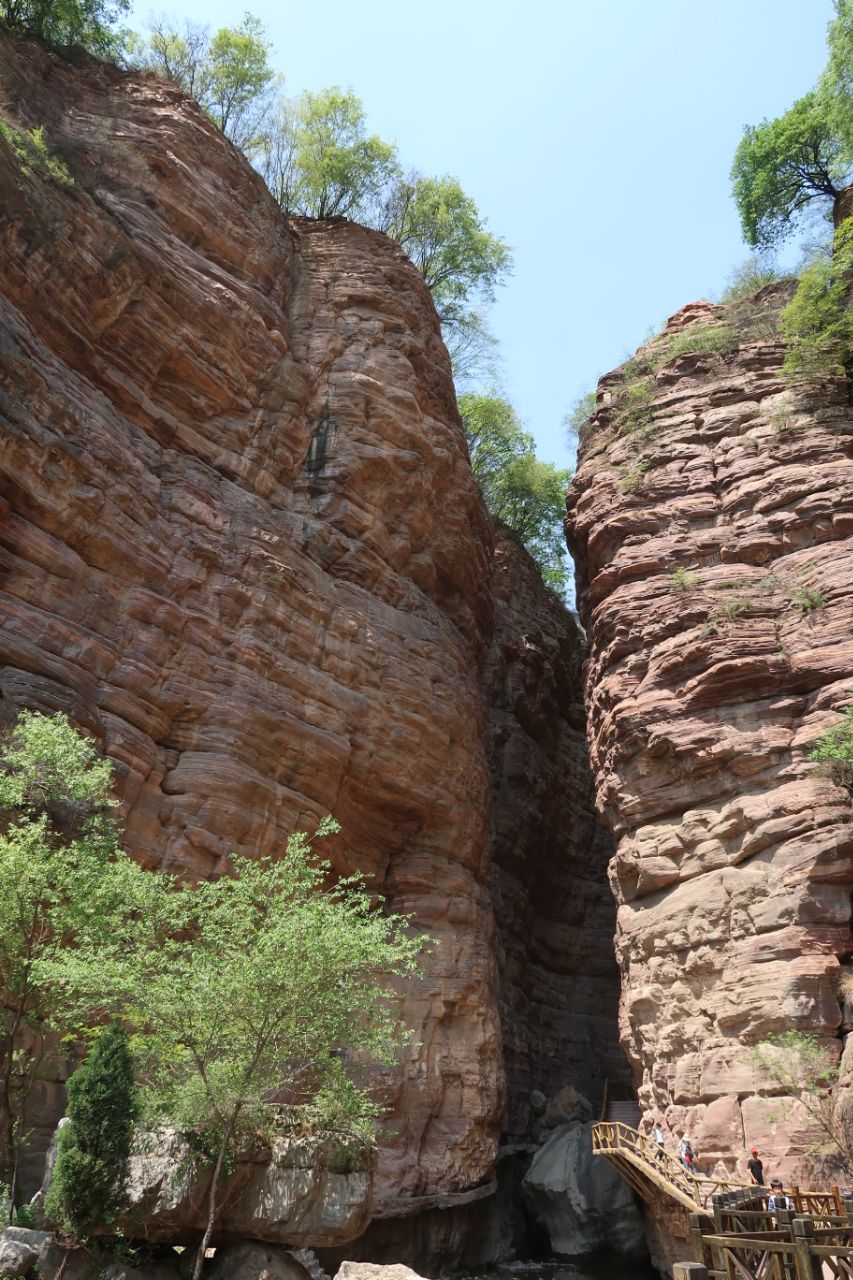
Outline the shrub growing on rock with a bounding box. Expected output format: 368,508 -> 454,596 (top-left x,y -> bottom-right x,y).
809,706 -> 853,790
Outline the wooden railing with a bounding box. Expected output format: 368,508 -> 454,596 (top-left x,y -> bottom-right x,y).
592,1120 -> 758,1211
685,1213 -> 853,1280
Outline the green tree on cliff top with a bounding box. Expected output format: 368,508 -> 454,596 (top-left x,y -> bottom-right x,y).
460,392 -> 572,593
731,2 -> 853,248
134,14 -> 276,153
0,0 -> 130,56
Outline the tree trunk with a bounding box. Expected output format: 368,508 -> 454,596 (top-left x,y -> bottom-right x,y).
191,1110 -> 240,1280
833,183 -> 853,227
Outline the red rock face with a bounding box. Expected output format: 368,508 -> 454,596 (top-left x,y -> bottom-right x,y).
567,293 -> 853,1184
0,34 -> 622,1217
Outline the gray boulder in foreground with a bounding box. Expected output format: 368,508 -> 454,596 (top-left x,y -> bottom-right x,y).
38,1125 -> 374,1249
0,1228 -> 50,1277
522,1121 -> 647,1258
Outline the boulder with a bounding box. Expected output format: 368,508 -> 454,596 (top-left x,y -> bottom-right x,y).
100,1128 -> 374,1247
206,1243 -> 312,1280
521,1122 -> 647,1258
542,1085 -> 593,1129
334,1265 -> 429,1280
0,1227 -> 49,1277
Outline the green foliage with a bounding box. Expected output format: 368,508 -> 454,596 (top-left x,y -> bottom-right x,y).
0,122 -> 74,188
51,817 -> 426,1280
619,462 -> 649,492
12,1201 -> 36,1228
655,323 -> 738,363
564,390 -> 597,446
45,1023 -> 137,1239
821,1 -> 853,154
135,14 -> 275,153
612,374 -> 656,436
459,393 -> 572,593
794,586 -> 828,612
731,91 -> 851,250
262,87 -> 398,220
0,0 -> 130,56
781,218 -> 853,378
670,567 -> 700,593
379,173 -> 512,323
0,711 -> 141,1215
809,706 -> 853,790
721,255 -> 783,302
751,1031 -> 851,1172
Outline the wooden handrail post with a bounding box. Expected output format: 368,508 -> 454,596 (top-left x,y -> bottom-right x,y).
673,1265 -> 707,1279
792,1218 -> 822,1280
843,1189 -> 853,1225
689,1212 -> 708,1265
831,1183 -> 841,1214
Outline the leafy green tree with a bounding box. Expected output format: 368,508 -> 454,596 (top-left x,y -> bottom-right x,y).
0,711 -> 142,1216
378,173 -> 511,326
135,14 -> 275,153
731,91 -> 851,249
56,820 -> 426,1280
460,393 -> 572,593
822,1 -> 853,153
44,1023 -> 138,1238
261,87 -> 399,220
0,0 -> 130,56
564,390 -> 597,447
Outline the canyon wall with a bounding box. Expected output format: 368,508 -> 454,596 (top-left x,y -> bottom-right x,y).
0,31 -> 624,1237
567,292 -> 853,1184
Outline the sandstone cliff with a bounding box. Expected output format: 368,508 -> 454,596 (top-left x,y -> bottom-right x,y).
567,291 -> 853,1183
0,31 -> 623,1239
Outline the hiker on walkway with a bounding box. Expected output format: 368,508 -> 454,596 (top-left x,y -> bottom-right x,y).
747,1148 -> 766,1185
768,1180 -> 794,1215
678,1135 -> 695,1173
653,1123 -> 666,1161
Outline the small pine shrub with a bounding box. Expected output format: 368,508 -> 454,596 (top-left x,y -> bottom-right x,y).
670,567 -> 700,592
781,219 -> 853,380
0,121 -> 74,188
794,586 -> 827,613
44,1023 -> 138,1239
809,707 -> 853,791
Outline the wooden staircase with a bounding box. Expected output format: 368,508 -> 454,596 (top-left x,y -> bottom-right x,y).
592,1120 -> 757,1212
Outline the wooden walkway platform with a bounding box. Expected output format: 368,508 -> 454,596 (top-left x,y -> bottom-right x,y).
592,1121 -> 853,1277
592,1120 -> 761,1212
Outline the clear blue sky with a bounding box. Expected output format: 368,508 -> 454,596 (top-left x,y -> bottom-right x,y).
130,0 -> 835,470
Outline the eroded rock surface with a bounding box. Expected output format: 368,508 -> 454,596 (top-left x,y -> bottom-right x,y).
567,292 -> 853,1183
0,30 -> 622,1243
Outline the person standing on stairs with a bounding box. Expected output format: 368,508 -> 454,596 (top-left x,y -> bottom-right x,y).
748,1149 -> 766,1185
653,1123 -> 666,1161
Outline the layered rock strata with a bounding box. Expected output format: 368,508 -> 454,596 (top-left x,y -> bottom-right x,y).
0,30 -> 623,1247
567,293 -> 853,1183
